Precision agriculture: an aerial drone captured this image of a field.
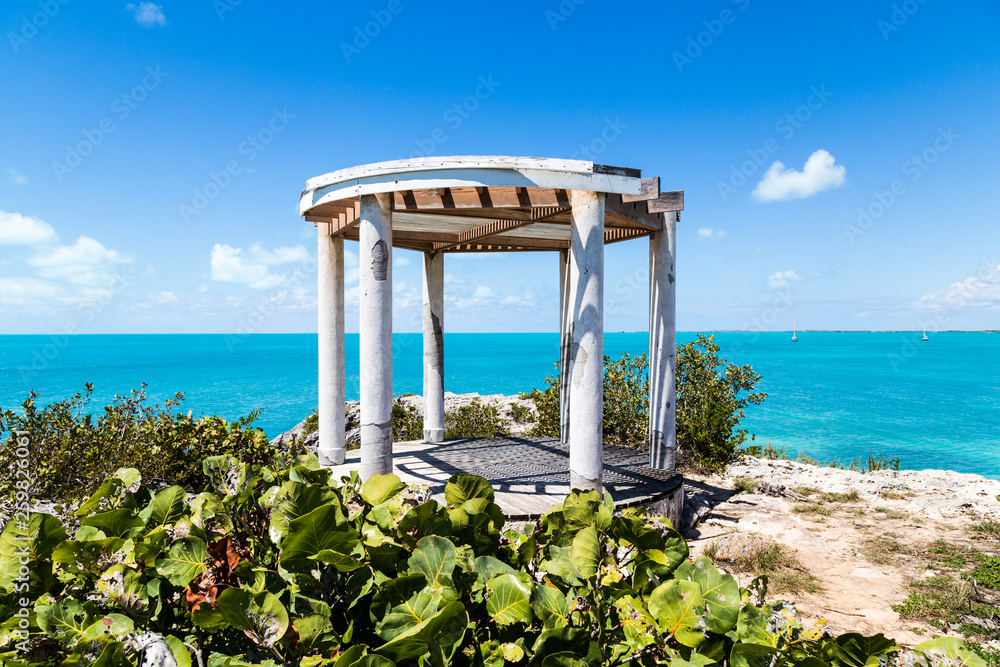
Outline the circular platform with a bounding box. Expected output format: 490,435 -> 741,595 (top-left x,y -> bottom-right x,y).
327,436 -> 685,522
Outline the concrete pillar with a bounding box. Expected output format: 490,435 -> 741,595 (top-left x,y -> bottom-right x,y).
568,190 -> 605,492
317,225 -> 346,465
359,193 -> 393,480
649,212 -> 678,470
558,249 -> 572,444
422,252 -> 445,443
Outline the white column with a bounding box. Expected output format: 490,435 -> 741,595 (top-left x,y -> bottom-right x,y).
317,225 -> 346,465
568,190 -> 605,492
559,248 -> 572,444
359,193 -> 393,480
649,212 -> 678,470
422,252 -> 445,443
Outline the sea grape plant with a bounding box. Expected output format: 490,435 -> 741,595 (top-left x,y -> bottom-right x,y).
0,453 -> 986,666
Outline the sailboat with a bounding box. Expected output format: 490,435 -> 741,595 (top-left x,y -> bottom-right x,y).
791,317 -> 798,343
922,326 -> 928,342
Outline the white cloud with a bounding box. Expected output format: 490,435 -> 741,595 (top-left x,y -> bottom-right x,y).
0,211 -> 58,245
126,2 -> 167,27
210,242 -> 312,290
6,168 -> 28,186
472,285 -> 494,299
0,277 -> 62,299
915,263 -> 1000,310
395,256 -> 411,267
195,283 -> 209,293
752,149 -> 846,202
767,270 -> 803,289
697,228 -> 728,240
28,235 -> 133,286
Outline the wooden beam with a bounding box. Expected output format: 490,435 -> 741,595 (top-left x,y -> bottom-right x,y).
647,190 -> 684,213
621,177 -> 660,203
604,194 -> 663,231
431,206 -> 570,252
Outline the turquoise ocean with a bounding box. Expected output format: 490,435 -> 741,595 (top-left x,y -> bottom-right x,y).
1,332 -> 998,480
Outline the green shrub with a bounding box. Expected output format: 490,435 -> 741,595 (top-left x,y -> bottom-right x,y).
508,402 -> 533,424
521,373 -> 560,438
2,457 -> 966,667
0,384 -> 272,501
444,399 -> 508,438
301,411 -> 318,437
676,334 -> 767,471
392,399 -> 423,441
601,352 -> 648,447
524,339 -> 766,471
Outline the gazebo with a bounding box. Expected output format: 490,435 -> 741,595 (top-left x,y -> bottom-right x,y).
300,156 -> 682,514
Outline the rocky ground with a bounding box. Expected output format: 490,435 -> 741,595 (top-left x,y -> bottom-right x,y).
683,457 -> 1000,649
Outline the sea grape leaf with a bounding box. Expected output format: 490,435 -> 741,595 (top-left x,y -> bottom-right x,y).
375,592 -> 467,663
486,574 -> 533,625
444,475 -> 494,505
832,633 -> 900,667
730,643 -> 779,667
676,558 -> 740,633
279,504 -> 356,572
473,555 -> 519,585
531,583 -> 569,623
156,536 -> 208,587
612,515 -> 665,551
407,535 -> 456,590
570,525 -> 600,579
648,579 -> 706,648
80,613 -> 135,643
0,513 -> 66,588
216,588 -> 290,648
36,598 -> 91,646
269,481 -> 340,544
914,637 -> 986,667
81,509 -> 145,539
140,485 -> 187,528
361,474 -> 407,506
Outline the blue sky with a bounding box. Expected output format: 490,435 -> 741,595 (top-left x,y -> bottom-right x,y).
1,0 -> 999,334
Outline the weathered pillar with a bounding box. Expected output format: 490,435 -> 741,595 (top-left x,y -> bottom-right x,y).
568,190 -> 605,492
558,249 -> 572,444
649,212 -> 678,470
317,225 -> 346,465
359,192 -> 393,480
422,251 -> 445,443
